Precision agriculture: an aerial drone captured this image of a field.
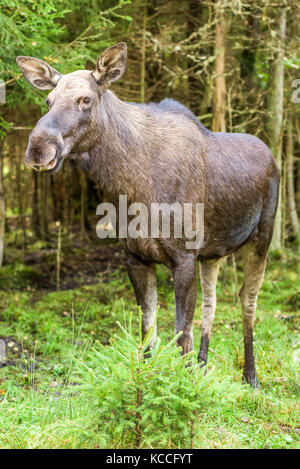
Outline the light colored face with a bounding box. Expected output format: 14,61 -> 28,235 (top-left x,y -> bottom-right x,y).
46,71 -> 97,112
16,42 -> 127,173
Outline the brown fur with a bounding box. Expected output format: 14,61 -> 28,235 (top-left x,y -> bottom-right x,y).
17,43 -> 280,387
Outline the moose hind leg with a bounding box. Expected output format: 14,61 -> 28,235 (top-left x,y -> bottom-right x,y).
198,258 -> 223,366
239,244 -> 267,388
127,254 -> 157,346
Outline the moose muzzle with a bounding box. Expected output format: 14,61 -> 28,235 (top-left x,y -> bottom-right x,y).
25,119 -> 64,173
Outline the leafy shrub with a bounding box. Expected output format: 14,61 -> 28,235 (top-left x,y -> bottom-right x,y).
74,312 -> 242,448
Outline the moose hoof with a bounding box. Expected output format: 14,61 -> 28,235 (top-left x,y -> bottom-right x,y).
177,334 -> 193,356
242,370 -> 261,389
197,354 -> 207,369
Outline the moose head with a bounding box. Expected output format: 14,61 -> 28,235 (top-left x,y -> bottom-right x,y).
16,42 -> 127,173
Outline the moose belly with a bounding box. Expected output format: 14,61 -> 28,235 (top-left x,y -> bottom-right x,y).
123,237 -> 171,264
123,235 -> 195,266
198,207 -> 262,259
120,203 -> 262,263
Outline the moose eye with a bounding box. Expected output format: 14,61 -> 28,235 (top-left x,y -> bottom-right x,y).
83,97 -> 91,104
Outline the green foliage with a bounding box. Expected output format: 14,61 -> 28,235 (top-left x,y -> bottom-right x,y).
0,256 -> 299,448
0,263 -> 40,290
0,116 -> 11,140
74,312 -> 242,448
0,0 -> 68,107
0,0 -> 132,108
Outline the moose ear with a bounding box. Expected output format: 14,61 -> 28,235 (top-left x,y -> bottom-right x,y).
92,42 -> 127,86
16,56 -> 62,90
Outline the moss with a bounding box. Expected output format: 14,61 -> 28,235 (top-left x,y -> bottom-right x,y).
0,264 -> 41,290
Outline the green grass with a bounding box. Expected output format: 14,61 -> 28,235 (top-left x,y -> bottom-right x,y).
0,248 -> 299,449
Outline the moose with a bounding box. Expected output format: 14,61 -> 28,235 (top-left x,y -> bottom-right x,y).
17,42 -> 280,388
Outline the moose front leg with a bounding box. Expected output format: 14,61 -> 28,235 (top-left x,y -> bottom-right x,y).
126,253 -> 157,346
172,256 -> 197,355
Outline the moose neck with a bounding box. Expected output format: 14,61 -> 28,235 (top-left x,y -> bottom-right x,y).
89,90 -> 155,204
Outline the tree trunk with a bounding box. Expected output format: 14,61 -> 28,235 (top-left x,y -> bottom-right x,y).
80,171 -> 90,242
268,6 -> 286,251
140,2 -> 147,104
41,174 -> 49,240
286,115 -> 299,241
212,1 -> 226,133
32,171 -> 40,238
16,143 -> 27,251
187,0 -> 205,115
0,141 -> 5,266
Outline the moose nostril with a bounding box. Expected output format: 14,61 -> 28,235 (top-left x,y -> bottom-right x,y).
32,164 -> 41,171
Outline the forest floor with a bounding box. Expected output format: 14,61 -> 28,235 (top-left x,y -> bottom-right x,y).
0,239 -> 299,449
